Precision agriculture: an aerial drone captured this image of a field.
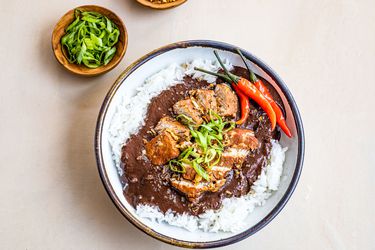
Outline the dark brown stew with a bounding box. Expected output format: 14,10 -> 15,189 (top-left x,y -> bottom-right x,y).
121,67 -> 282,216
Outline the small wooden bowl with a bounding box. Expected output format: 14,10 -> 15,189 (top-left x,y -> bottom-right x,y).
136,0 -> 187,10
52,5 -> 128,76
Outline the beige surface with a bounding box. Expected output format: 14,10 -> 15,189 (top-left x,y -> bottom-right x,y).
0,0 -> 374,249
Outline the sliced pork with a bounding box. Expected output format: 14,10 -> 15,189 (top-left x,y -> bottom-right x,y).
155,116 -> 190,142
214,84 -> 239,118
224,128 -> 259,150
190,89 -> 217,116
173,98 -> 204,125
145,131 -> 180,165
170,178 -> 226,202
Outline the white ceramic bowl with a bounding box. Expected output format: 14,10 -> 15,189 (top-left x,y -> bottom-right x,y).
95,40 -> 305,248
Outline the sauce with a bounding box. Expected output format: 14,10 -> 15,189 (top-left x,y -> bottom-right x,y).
121,67 -> 282,215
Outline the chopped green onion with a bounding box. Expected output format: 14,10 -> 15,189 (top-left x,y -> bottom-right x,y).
169,160 -> 186,173
192,161 -> 210,181
60,9 -> 120,69
190,148 -> 200,158
168,109 -> 235,180
179,147 -> 193,160
204,148 -> 217,167
176,114 -> 195,126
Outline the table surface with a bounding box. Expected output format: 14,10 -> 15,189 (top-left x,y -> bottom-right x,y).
1,0 -> 374,249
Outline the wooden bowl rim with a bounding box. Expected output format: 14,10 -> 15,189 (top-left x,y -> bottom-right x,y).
51,5 -> 128,76
136,0 -> 187,10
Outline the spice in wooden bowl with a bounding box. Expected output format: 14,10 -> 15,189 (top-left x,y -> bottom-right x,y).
136,0 -> 187,9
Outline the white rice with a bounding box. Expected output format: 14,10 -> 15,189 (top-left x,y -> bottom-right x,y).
108,59 -> 287,233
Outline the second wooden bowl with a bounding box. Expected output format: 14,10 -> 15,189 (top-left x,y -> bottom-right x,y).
51,5 -> 128,76
136,0 -> 187,10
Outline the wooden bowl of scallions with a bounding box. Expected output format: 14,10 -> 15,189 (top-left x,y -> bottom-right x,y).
52,5 -> 128,76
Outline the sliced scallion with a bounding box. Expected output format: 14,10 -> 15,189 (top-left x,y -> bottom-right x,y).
168,110 -> 235,181
60,9 -> 120,69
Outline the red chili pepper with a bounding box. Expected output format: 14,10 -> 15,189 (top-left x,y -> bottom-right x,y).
253,79 -> 292,137
236,48 -> 292,137
234,77 -> 276,130
194,51 -> 277,130
231,83 -> 250,125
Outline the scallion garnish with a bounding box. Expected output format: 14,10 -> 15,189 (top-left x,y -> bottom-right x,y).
61,9 -> 120,69
168,110 -> 235,181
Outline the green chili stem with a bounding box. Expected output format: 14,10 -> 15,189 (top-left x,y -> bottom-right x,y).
194,67 -> 232,83
236,48 -> 258,83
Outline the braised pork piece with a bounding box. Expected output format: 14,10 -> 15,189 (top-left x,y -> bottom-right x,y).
121,67 -> 281,215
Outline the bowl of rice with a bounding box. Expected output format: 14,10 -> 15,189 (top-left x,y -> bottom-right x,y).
95,40 -> 304,248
